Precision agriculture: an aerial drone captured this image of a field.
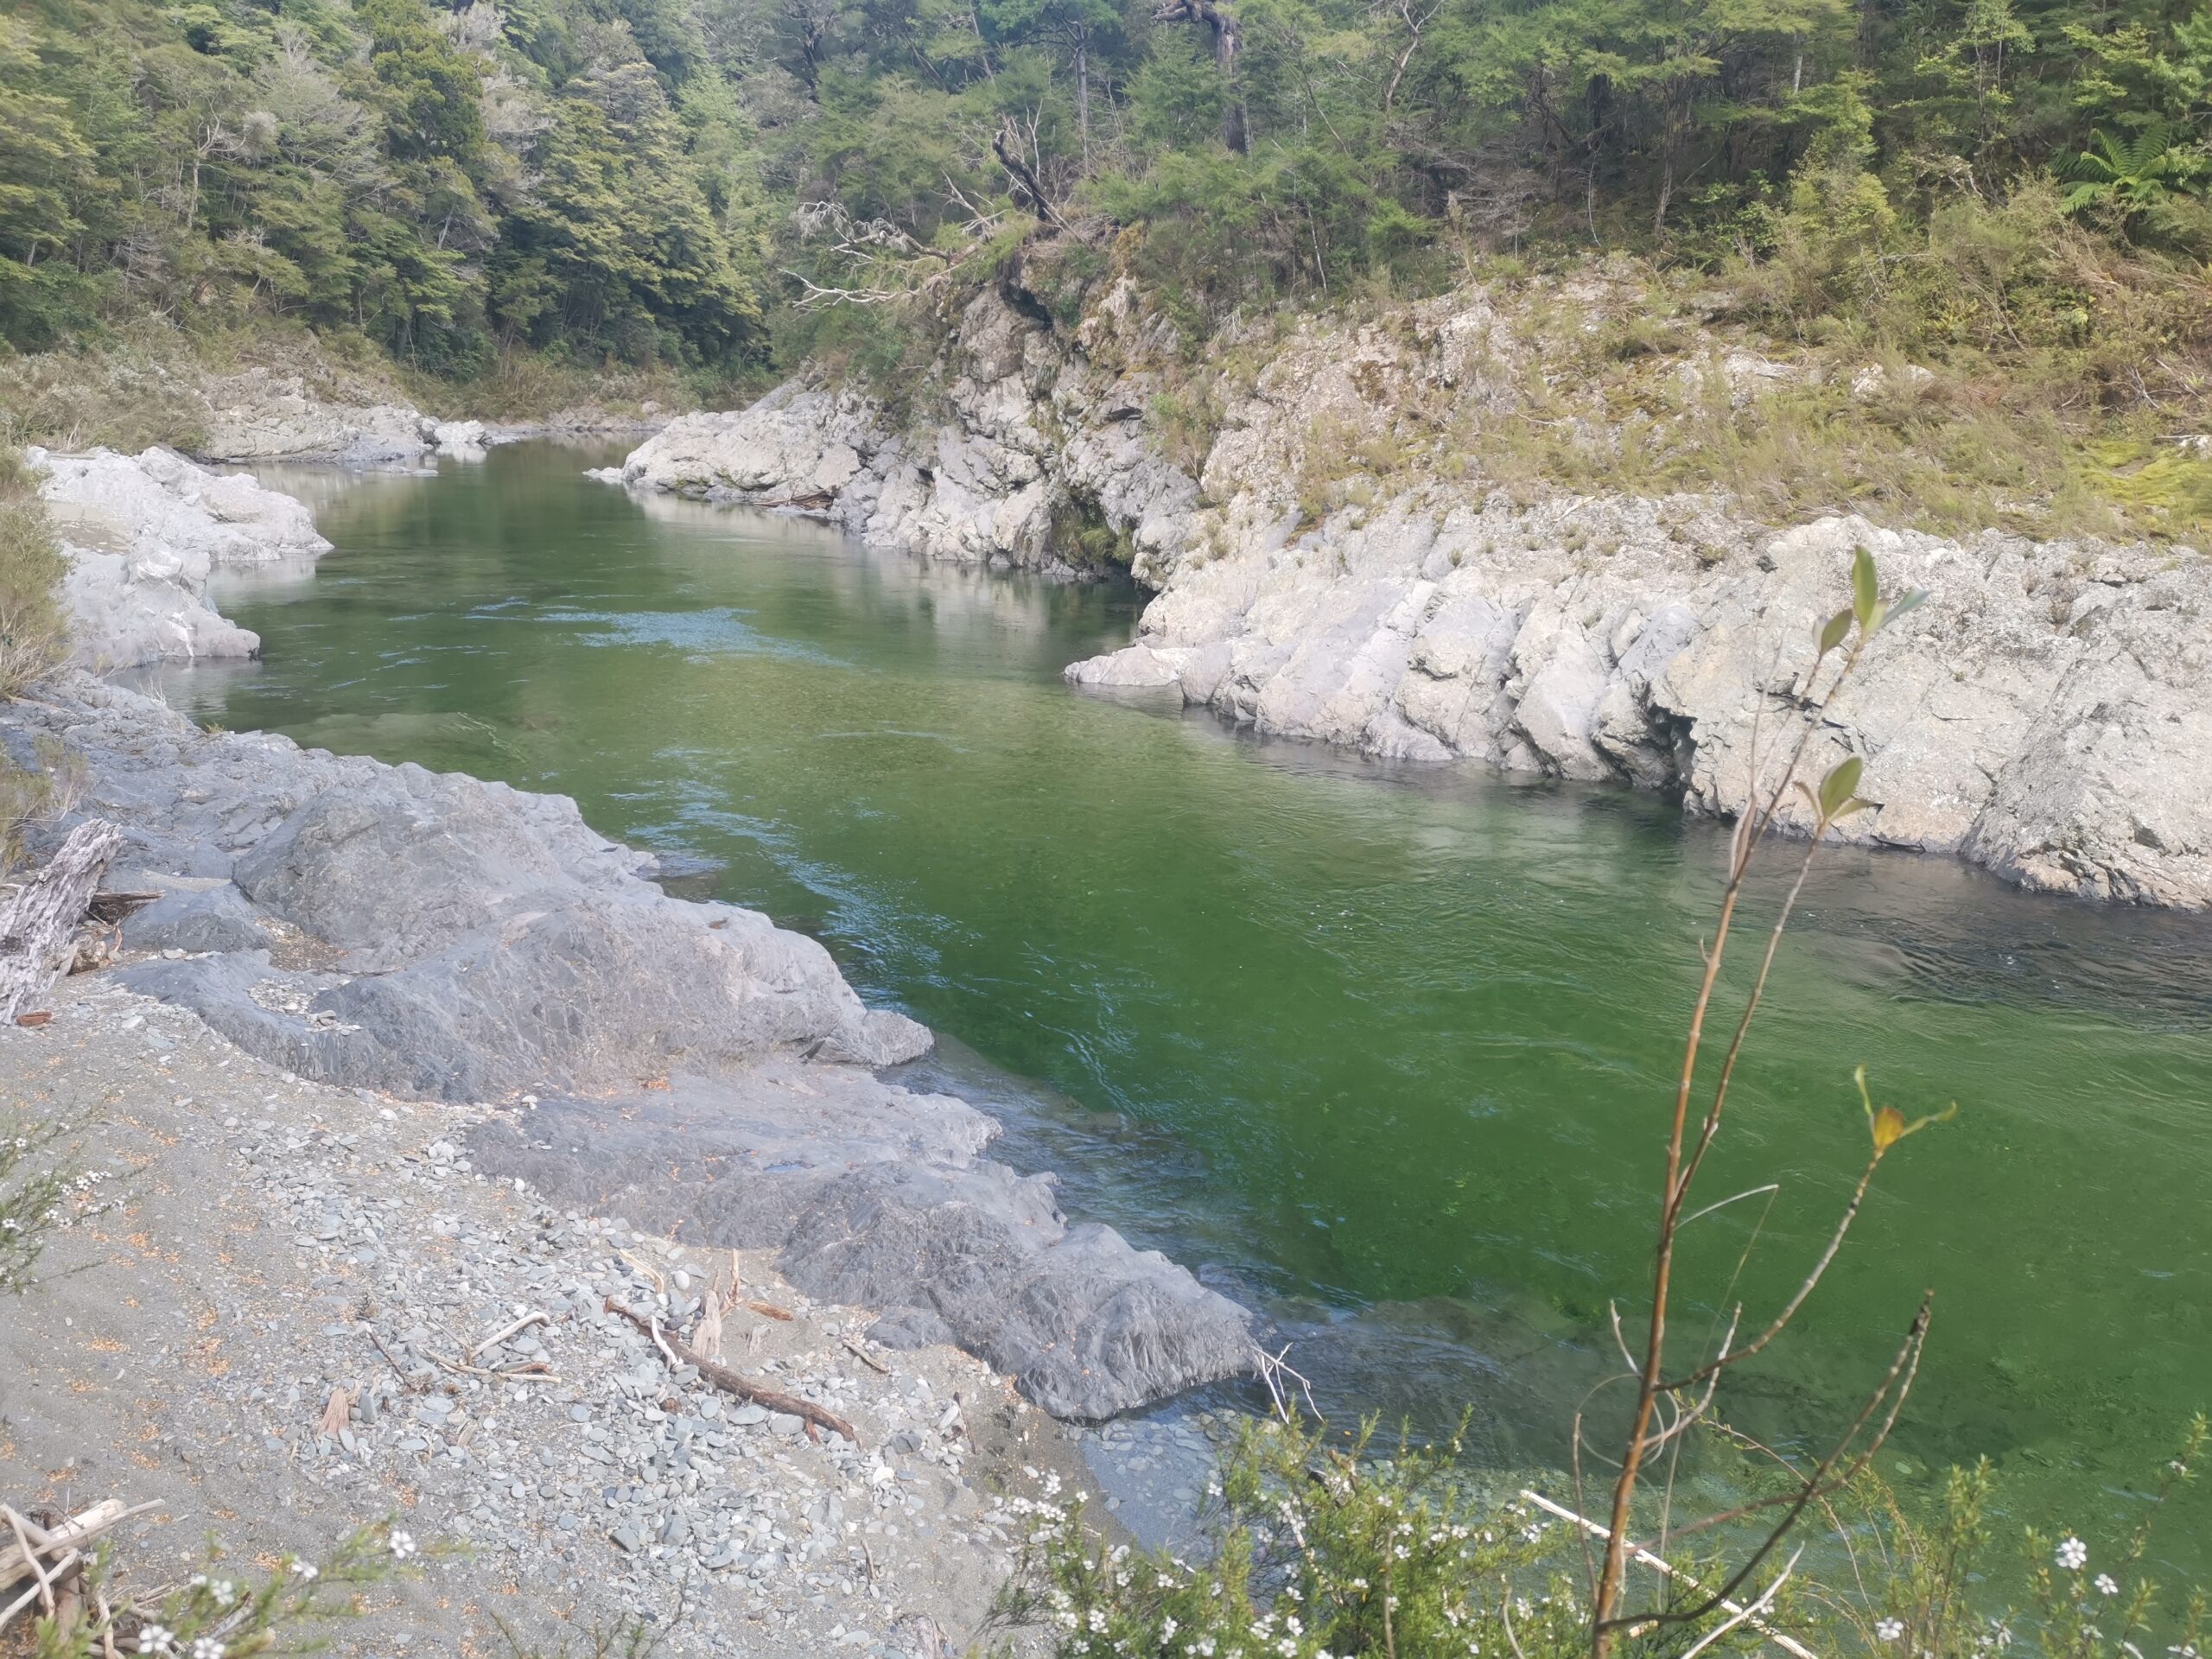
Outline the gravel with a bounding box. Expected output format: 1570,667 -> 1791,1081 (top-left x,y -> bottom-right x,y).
1,977 -> 1102,1656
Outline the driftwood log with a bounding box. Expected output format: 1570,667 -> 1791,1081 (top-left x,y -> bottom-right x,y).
0,819 -> 124,1022
605,1300 -> 861,1446
0,1498 -> 167,1634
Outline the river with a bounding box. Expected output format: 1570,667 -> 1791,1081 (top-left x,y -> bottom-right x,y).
149,440 -> 2212,1571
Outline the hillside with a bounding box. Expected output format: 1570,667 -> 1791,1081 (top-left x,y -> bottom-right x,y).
3,0 -> 2209,513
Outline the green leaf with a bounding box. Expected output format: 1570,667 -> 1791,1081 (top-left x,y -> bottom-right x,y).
1879,589 -> 1929,631
1817,607 -> 1853,655
1851,547 -> 1879,629
1818,754 -> 1863,818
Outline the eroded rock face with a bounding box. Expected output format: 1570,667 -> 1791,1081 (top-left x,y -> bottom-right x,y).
617,279 -> 2212,908
29,445 -> 332,669
1082,501 -> 2212,906
197,368 -> 439,464
5,672 -> 1248,1416
617,285 -> 1201,576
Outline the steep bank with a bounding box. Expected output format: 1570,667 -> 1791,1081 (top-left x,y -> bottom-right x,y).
617,280 -> 2212,909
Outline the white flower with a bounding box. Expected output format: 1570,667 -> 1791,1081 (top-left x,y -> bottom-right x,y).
1877,1620 -> 1905,1643
288,1559 -> 318,1581
388,1529 -> 417,1560
2096,1575 -> 2120,1598
192,1640 -> 226,1659
208,1580 -> 234,1605
136,1626 -> 175,1655
2056,1536 -> 2088,1572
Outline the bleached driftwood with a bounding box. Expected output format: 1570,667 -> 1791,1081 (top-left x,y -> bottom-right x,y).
0,819 -> 124,1021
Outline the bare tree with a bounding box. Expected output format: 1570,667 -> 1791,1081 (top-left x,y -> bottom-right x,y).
1584,549 -> 1948,1658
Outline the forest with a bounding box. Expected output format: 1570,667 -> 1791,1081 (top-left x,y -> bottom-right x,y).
0,0 -> 2207,378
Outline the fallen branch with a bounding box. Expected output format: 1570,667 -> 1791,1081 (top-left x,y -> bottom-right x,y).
605,1300 -> 859,1446
469,1309 -> 548,1360
0,1499 -> 156,1587
842,1337 -> 892,1376
361,1323 -> 421,1391
1518,1490 -> 1821,1659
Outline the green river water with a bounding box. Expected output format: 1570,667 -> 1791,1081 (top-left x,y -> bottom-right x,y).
150,442 -> 2212,1569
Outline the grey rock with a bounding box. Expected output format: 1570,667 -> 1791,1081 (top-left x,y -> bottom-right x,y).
28,446 -> 328,670
121,883 -> 270,957
467,1071 -> 1251,1420
866,1306 -> 957,1351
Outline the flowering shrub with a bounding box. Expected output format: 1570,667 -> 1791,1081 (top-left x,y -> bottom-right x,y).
18,1522 -> 413,1658
995,1414 -> 1619,1659
0,1114 -> 70,1295
996,1415 -> 2210,1659
1824,1418 -> 2208,1659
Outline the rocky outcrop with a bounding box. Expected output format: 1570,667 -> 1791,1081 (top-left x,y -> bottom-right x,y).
618,278 -> 2212,909
617,283 -> 1201,576
31,444 -> 332,669
5,668 -> 1249,1415
194,368 -> 664,463
198,367 -> 443,464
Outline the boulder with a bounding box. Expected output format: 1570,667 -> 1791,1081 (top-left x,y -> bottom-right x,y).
29,445 -> 331,669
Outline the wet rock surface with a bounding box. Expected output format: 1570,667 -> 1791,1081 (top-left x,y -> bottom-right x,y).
2,671 -> 1249,1419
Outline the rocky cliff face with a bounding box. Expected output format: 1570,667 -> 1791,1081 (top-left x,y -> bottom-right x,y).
615,280 -> 2212,909
620,283 -> 1202,576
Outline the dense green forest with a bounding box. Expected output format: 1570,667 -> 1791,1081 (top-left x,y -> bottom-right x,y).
1,0 -> 2208,377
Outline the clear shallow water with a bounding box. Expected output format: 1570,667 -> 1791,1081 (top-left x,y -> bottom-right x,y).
153,442 -> 2212,1567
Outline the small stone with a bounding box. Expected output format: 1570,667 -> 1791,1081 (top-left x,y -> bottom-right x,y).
611,1526 -> 642,1553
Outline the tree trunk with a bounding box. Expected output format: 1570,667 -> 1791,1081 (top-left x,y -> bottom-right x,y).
1074,30 -> 1090,164
0,820 -> 124,1023
1153,0 -> 1247,152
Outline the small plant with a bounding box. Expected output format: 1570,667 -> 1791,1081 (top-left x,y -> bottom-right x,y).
0,1109 -> 70,1294
0,448 -> 67,696
2058,126 -> 2203,222
995,1414 -> 1592,1659
6,1520 -> 412,1655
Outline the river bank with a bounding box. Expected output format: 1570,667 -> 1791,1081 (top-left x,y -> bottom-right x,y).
1,443 -> 1261,1653
145,444 -> 2212,1580
614,276 -> 2212,910
2,972 -> 1077,1656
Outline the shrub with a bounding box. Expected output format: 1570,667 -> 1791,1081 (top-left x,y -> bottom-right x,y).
0,448 -> 67,696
